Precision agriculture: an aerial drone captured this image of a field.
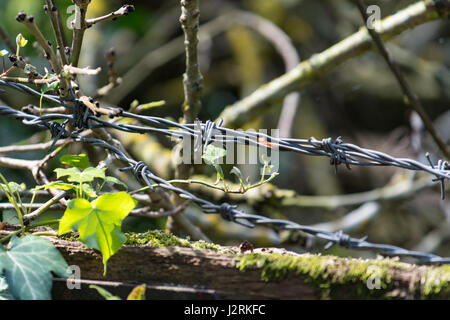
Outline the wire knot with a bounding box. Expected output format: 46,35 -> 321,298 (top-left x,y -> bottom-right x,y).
45,119 -> 69,152
311,136 -> 351,173
426,153 -> 448,200
325,230 -> 367,250
195,119 -> 223,152
72,101 -> 92,130
120,161 -> 154,191
218,202 -> 238,222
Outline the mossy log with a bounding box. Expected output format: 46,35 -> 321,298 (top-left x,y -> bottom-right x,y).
40,231 -> 450,300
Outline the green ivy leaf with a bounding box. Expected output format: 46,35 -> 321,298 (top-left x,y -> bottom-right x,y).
127,284 -> 146,300
41,80 -> 60,94
104,176 -> 128,190
35,181 -> 97,198
230,166 -> 245,185
55,167 -> 106,184
0,182 -> 26,194
90,285 -> 121,300
202,144 -> 226,165
37,181 -> 75,191
58,192 -> 137,272
0,277 -> 13,300
0,235 -> 69,300
213,164 -> 225,182
59,154 -> 90,169
82,184 -> 97,198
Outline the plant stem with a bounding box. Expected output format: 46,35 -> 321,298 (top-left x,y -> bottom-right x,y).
0,219 -> 60,243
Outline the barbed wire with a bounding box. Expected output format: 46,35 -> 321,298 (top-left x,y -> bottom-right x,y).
2,80 -> 448,181
1,80 -> 450,264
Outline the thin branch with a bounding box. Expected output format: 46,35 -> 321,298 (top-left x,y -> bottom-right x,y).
311,202 -> 381,232
0,24 -> 16,53
352,0 -> 449,159
131,205 -> 187,219
108,15 -> 227,104
44,0 -> 69,66
15,11 -> 61,74
173,212 -> 211,242
21,104 -> 72,115
218,0 -> 449,128
179,173 -> 434,209
0,202 -> 65,215
0,76 -> 56,85
96,48 -> 122,97
280,174 -> 433,209
180,0 -> 204,123
0,129 -> 92,155
85,5 -> 135,27
0,156 -> 39,170
7,54 -> 40,78
226,11 -> 301,138
22,193 -> 67,221
63,65 -> 101,76
70,0 -> 90,67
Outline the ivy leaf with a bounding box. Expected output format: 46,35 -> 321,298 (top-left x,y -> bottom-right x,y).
230,166 -> 245,185
82,184 -> 97,198
0,50 -> 8,57
104,176 -> 128,190
213,164 -> 225,182
90,285 -> 121,300
0,277 -> 13,300
202,144 -> 226,165
55,167 -> 106,184
16,34 -> 27,48
41,80 -> 60,94
0,235 -> 69,300
37,181 -> 75,191
59,154 -> 90,169
35,181 -> 97,198
127,284 -> 146,300
0,182 -> 26,194
58,192 -> 137,272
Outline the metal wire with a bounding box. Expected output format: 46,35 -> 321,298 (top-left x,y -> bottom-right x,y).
1,79 -> 450,264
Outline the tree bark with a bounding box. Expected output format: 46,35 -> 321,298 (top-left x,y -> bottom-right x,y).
45,237 -> 450,300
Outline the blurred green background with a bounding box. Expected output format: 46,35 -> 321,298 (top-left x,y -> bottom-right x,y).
0,0 -> 449,258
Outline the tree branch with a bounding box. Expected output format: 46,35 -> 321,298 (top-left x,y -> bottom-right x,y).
44,0 -> 69,66
85,5 -> 135,27
15,11 -> 61,74
352,0 -> 449,159
218,0 -> 449,128
0,24 -> 16,53
180,0 -> 204,123
70,0 -> 90,67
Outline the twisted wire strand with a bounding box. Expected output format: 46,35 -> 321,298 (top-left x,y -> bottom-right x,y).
0,103 -> 450,263
1,79 -> 450,263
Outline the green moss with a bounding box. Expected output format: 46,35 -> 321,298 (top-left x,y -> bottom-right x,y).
421,264 -> 450,297
236,253 -> 450,299
59,229 -> 450,299
57,231 -> 79,242
124,230 -> 221,251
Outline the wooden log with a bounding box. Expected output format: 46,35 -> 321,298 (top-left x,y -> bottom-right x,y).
2,227 -> 449,299
47,236 -> 450,300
